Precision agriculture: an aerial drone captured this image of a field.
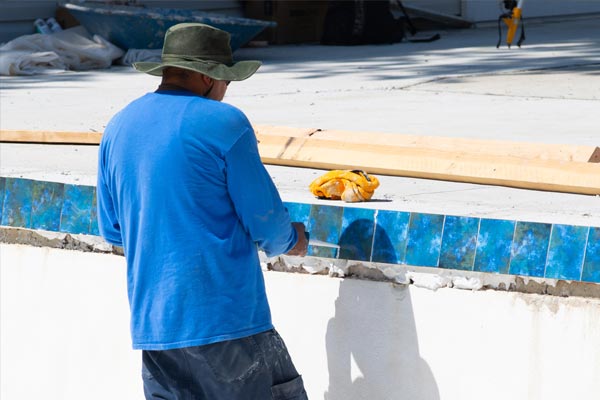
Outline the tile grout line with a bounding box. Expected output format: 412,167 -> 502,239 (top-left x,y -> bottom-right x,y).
369,209 -> 378,262
543,224 -> 554,279
59,184 -> 68,233
579,226 -> 591,282
508,220 -> 518,275
87,187 -> 94,234
436,214 -> 447,268
57,183 -> 66,233
472,217 -> 482,272
402,212 -> 413,265
0,178 -> 5,226
26,179 -> 33,229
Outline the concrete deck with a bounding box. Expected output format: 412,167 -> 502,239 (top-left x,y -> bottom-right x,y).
1,17 -> 599,226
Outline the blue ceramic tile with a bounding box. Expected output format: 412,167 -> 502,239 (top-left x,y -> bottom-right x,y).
284,202 -> 311,225
338,207 -> 375,261
307,204 -> 343,258
60,184 -> 95,234
474,219 -> 515,274
372,210 -> 410,264
1,178 -> 33,228
509,221 -> 552,278
0,177 -> 6,218
545,225 -> 588,280
308,244 -> 338,259
582,227 -> 600,283
31,181 -> 64,231
90,188 -> 100,236
439,216 -> 479,270
405,213 -> 444,267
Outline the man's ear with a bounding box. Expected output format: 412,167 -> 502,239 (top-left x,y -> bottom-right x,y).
201,74 -> 213,86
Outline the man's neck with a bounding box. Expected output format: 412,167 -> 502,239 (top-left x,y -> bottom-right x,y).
156,82 -> 190,92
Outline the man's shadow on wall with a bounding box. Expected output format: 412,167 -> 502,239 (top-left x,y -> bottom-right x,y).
324,220 -> 440,400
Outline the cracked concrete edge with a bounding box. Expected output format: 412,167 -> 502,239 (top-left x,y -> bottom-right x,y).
260,254 -> 600,300
2,226 -> 599,299
0,226 -> 124,256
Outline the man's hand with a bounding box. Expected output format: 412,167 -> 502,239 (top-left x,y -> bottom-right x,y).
286,222 -> 308,257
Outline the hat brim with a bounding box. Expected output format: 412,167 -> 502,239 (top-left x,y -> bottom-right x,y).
133,60 -> 261,81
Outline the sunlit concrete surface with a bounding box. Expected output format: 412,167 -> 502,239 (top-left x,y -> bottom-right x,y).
1,17 -> 599,226
1,16 -> 600,400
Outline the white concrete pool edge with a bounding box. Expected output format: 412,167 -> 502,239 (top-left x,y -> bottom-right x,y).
2,243 -> 599,400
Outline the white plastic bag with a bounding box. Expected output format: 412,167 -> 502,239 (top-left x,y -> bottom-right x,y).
0,26 -> 124,75
0,50 -> 66,75
120,48 -> 161,66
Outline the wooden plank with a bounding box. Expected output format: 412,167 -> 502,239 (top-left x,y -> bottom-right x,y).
255,134 -> 600,195
1,127 -> 598,194
255,125 -> 600,163
313,130 -> 600,163
254,125 -> 319,138
0,130 -> 102,144
5,125 -> 597,164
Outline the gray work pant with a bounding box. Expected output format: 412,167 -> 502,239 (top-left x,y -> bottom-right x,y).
142,328 -> 308,400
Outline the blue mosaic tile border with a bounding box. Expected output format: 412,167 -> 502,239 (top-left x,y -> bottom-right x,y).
283,201 -> 600,285
0,177 -> 598,284
0,177 -> 99,236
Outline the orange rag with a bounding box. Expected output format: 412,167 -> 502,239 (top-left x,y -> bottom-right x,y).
309,170 -> 380,202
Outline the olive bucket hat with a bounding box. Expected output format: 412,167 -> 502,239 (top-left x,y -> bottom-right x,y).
133,23 -> 261,81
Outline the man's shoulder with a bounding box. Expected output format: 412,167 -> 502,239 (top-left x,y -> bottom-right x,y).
203,98 -> 246,117
198,99 -> 251,131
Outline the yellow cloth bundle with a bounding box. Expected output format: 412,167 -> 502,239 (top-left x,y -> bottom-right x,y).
309,170 -> 380,202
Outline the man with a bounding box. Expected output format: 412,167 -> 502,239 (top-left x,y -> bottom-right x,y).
96,23 -> 309,399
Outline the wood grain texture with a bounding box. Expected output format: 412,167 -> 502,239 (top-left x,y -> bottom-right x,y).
2,127 -> 598,194
0,130 -> 102,145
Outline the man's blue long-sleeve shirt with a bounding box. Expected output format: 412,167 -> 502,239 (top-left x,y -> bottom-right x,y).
97,90 -> 297,350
